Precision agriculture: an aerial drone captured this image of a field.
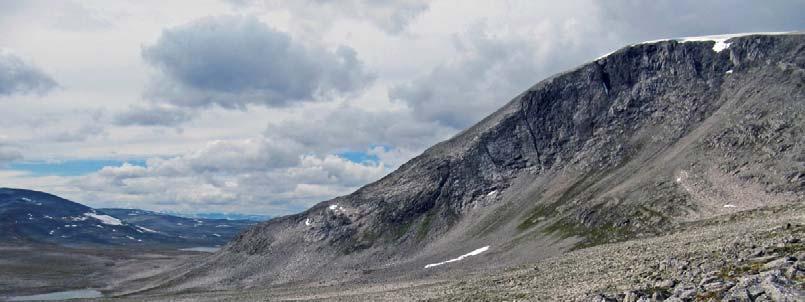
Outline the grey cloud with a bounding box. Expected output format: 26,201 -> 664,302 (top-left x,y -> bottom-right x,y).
0,51 -> 58,97
48,124 -> 105,142
389,25 -> 560,129
114,105 -> 192,127
0,145 -> 22,165
264,105 -> 455,156
142,15 -> 373,109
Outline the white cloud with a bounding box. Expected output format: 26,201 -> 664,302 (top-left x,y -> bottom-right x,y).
64,138 -> 387,214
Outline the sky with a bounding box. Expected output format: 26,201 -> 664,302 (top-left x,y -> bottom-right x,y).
0,0 -> 803,216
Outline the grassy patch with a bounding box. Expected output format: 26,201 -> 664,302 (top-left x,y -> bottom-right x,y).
416,211 -> 435,241
542,217 -> 632,250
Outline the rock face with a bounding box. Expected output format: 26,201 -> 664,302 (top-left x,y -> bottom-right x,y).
153,33 -> 805,292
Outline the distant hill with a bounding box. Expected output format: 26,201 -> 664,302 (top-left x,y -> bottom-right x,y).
183,212 -> 271,222
99,208 -> 258,246
0,188 -> 256,248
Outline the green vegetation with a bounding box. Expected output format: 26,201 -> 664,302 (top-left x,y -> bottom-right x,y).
416,211 -> 435,241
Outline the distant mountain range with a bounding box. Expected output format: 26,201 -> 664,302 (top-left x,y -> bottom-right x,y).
159,211 -> 271,222
0,188 -> 259,248
99,208 -> 259,246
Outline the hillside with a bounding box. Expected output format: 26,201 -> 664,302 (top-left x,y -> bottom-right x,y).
137,33 -> 804,298
0,188 -> 255,248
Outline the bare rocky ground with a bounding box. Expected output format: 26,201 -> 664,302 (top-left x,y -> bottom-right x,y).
0,245 -> 205,299
90,202 -> 803,301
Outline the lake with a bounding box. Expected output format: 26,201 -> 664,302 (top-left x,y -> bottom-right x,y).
9,289 -> 102,301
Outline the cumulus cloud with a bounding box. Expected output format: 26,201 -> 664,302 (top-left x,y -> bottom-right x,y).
0,50 -> 57,97
74,138 -> 387,214
113,105 -> 192,127
229,0 -> 429,34
142,15 -> 374,109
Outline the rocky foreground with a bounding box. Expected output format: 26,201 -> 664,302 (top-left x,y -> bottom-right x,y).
428,204 -> 805,302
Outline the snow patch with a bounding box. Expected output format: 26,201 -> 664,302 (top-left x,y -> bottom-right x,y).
680,35 -> 732,52
84,213 -> 122,225
136,226 -> 158,233
21,197 -> 31,202
726,70 -> 733,74
305,218 -> 312,226
49,230 -> 55,235
424,246 -> 490,269
328,204 -> 345,212
212,233 -> 221,237
723,204 -> 737,208
215,224 -> 230,228
487,190 -> 497,197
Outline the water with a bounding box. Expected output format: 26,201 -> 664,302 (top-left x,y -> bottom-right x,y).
9,289 -> 102,301
179,246 -> 220,253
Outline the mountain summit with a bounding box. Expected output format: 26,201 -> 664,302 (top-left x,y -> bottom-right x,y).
149,33 -> 804,294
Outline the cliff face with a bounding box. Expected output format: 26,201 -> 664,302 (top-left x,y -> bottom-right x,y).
154,33 -> 804,291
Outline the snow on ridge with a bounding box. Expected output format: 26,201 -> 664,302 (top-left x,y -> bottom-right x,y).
304,218 -> 312,226
424,246 -> 490,269
597,31 -> 795,61
84,212 -> 123,226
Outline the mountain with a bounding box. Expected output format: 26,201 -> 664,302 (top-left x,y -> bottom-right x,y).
99,208 -> 258,246
145,33 -> 804,295
0,188 -> 255,248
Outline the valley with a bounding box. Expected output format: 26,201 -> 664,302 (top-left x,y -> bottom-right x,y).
0,243 -> 208,300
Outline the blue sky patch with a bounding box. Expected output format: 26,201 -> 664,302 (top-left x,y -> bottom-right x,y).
9,159 -> 147,176
337,150 -> 380,164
